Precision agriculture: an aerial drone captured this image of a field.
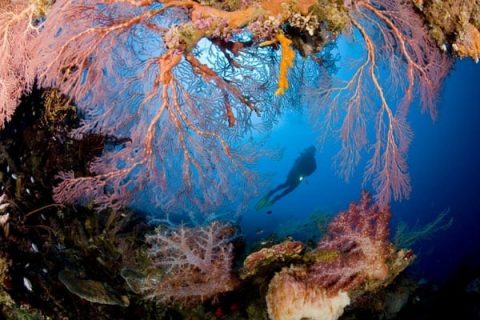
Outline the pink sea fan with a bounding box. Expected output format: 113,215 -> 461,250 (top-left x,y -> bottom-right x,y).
307,0 -> 452,207
143,221 -> 237,303
34,0 -> 271,213
0,0 -> 43,128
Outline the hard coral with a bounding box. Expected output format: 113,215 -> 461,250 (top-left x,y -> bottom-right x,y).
143,221 -> 237,303
266,265 -> 351,320
241,240 -> 304,279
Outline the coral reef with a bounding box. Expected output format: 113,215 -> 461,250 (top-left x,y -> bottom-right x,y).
0,1 -> 468,318
414,0 -> 480,61
265,193 -> 415,320
311,191 -> 393,293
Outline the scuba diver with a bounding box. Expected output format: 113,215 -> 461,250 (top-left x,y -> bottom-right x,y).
256,145 -> 317,210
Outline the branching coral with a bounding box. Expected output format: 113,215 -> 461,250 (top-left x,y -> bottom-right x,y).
143,221 -> 237,303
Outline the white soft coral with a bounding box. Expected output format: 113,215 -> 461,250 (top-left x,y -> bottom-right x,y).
143,221 -> 237,303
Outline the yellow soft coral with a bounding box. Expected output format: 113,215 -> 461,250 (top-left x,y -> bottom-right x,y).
275,32 -> 295,96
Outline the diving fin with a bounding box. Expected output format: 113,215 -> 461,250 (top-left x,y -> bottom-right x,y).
255,196 -> 273,211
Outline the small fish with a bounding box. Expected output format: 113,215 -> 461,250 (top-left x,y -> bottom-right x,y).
266,210 -> 272,215
31,243 -> 39,253
42,268 -> 48,274
11,174 -> 17,180
255,228 -> 263,235
30,176 -> 35,183
6,166 -> 9,173
23,277 -> 33,292
26,188 -> 31,195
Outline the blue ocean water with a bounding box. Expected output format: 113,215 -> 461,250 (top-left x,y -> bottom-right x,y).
241,58 -> 480,283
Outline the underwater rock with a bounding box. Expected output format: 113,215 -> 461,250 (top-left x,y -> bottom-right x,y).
241,240 -> 304,279
59,270 -> 129,307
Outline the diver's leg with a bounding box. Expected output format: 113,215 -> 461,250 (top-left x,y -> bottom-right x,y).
270,185 -> 296,204
256,182 -> 288,210
266,182 -> 288,198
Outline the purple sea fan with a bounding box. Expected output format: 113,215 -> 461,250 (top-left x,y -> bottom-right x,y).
143,221 -> 238,303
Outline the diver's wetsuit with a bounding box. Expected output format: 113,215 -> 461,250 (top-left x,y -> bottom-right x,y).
261,146 -> 317,206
